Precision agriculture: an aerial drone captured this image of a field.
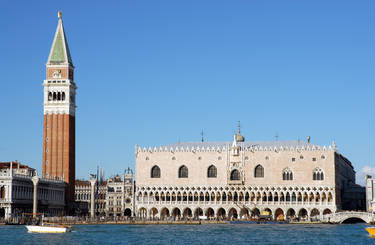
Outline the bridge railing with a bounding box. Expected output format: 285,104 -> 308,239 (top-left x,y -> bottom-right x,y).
322,211 -> 375,223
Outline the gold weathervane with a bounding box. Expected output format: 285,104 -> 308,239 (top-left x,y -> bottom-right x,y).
58,11 -> 62,19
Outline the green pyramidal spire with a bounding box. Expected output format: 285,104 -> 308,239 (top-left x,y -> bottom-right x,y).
47,11 -> 73,65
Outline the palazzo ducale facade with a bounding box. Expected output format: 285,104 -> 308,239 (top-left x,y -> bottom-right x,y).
135,132 -> 358,221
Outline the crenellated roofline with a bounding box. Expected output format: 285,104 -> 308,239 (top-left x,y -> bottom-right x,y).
136,140 -> 334,154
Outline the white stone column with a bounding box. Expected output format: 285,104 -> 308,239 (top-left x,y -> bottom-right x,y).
32,176 -> 39,218
5,206 -> 11,220
90,179 -> 96,219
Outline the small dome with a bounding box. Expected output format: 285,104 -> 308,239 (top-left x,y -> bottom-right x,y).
236,133 -> 245,142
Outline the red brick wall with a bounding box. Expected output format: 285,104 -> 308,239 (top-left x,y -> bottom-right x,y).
42,114 -> 75,203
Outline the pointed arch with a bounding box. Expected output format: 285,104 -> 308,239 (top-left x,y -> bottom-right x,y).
282,167 -> 293,180
254,164 -> 264,178
230,169 -> 240,180
313,168 -> 324,181
207,165 -> 217,178
150,165 -> 160,178
178,165 -> 188,178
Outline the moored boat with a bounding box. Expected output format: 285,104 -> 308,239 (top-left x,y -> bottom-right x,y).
366,227 -> 375,237
25,224 -> 71,233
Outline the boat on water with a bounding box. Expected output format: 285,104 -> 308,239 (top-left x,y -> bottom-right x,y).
25,224 -> 71,233
366,227 -> 375,237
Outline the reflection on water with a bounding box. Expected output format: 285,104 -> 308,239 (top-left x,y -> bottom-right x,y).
0,223 -> 373,245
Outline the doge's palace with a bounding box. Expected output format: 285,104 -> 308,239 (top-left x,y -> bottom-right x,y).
135,131 -> 357,221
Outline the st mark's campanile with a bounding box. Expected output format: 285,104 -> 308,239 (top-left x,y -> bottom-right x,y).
42,12 -> 76,204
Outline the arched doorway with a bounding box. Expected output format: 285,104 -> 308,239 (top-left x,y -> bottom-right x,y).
240,208 -> 249,219
298,208 -> 308,220
252,208 -> 260,218
150,208 -> 158,219
160,207 -> 170,220
217,208 -> 226,220
172,208 -> 181,219
228,208 -> 238,220
323,209 -> 332,215
124,208 -> 132,217
205,208 -> 215,219
194,207 -> 203,218
263,208 -> 272,218
310,208 -> 320,219
183,208 -> 192,219
275,208 -> 284,221
286,208 -> 295,219
138,208 -> 147,219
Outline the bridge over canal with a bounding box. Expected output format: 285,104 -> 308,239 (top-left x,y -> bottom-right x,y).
322,211 -> 375,224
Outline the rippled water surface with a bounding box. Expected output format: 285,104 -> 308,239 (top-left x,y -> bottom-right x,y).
1,224 -> 375,245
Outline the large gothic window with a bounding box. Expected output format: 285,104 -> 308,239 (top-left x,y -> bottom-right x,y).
207,165 -> 217,178
151,165 -> 160,178
282,168 -> 293,181
313,168 -> 324,180
254,165 -> 264,178
178,165 -> 188,178
230,169 -> 240,181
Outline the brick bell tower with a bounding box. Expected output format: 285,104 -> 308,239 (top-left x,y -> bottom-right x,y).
42,11 -> 76,205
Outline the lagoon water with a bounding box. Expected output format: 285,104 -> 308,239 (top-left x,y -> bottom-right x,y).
1,224 -> 374,245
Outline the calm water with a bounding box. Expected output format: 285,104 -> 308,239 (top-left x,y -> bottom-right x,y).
1,224 -> 375,245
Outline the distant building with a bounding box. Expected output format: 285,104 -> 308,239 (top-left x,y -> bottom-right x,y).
75,179 -> 107,216
74,168 -> 135,218
135,131 -> 365,220
342,184 -> 365,211
0,161 -> 65,220
366,175 -> 375,213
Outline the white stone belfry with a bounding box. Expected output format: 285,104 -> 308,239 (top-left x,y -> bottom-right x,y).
43,11 -> 76,116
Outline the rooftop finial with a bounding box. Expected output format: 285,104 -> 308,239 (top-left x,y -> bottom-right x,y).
58,11 -> 62,19
201,130 -> 204,142
235,121 -> 245,142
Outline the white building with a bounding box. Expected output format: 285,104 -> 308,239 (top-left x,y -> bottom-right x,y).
0,161 -> 66,220
135,132 -> 363,221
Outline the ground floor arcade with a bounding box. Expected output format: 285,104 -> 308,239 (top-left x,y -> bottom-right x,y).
136,205 -> 335,221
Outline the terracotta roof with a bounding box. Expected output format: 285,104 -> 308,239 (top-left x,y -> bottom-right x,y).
75,179 -> 108,186
0,161 -> 34,170
75,180 -> 90,186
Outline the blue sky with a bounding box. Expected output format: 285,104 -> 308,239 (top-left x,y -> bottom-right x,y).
1,1 -> 374,183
